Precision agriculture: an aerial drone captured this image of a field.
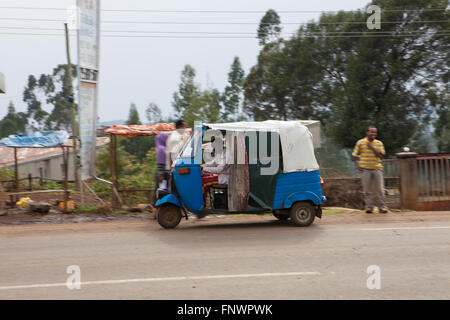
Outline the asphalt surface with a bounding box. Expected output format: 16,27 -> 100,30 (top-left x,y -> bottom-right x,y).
0,212 -> 449,299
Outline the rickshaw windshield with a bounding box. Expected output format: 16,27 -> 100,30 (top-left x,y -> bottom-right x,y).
178,128 -> 201,159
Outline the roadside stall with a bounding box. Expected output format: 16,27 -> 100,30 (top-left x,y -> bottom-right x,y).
0,131 -> 72,212
102,123 -> 191,208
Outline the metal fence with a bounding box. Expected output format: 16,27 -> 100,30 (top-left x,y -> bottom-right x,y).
417,156 -> 450,201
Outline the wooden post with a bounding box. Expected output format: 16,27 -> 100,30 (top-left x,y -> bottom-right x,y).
39,167 -> 43,187
14,148 -> 18,191
28,173 -> 32,191
62,146 -> 69,213
396,152 -> 418,210
110,134 -> 120,209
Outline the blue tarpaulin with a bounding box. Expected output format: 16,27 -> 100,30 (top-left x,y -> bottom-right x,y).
0,131 -> 69,148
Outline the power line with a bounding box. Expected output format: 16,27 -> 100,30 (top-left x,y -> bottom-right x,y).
0,26 -> 448,35
0,17 -> 448,25
0,6 -> 447,13
0,32 -> 448,38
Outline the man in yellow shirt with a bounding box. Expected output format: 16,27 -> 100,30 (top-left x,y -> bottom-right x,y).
352,126 -> 388,214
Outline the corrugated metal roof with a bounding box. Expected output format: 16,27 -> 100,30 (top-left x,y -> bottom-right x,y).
0,137 -> 109,167
103,123 -> 177,137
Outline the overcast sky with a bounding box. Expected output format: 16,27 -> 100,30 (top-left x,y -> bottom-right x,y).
0,0 -> 369,123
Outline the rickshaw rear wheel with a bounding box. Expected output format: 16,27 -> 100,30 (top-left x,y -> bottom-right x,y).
290,202 -> 315,227
157,204 -> 182,229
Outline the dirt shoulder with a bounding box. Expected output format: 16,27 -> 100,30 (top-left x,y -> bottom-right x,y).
0,208 -> 448,236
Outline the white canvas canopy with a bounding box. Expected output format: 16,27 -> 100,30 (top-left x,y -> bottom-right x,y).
204,120 -> 320,173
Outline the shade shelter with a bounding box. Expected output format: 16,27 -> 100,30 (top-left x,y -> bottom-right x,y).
102,123 -> 191,208
0,131 -> 72,211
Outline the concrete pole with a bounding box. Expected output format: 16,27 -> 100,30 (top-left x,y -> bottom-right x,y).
64,23 -> 79,189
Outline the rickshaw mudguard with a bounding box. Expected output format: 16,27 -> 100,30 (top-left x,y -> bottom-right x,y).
272,170 -> 324,209
281,191 -> 323,209
155,194 -> 182,208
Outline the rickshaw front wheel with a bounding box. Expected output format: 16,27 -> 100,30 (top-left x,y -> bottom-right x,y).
157,204 -> 182,229
290,202 -> 315,227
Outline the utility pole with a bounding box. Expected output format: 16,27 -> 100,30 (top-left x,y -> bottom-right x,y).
64,23 -> 79,189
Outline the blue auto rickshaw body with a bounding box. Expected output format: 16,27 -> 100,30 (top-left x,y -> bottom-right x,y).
155,123 -> 326,215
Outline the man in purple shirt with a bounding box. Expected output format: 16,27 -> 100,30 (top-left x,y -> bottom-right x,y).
155,133 -> 168,189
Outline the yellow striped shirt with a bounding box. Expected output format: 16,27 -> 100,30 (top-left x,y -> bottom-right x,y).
352,137 -> 385,170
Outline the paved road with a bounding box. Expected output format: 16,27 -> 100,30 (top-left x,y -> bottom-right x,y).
0,212 -> 449,299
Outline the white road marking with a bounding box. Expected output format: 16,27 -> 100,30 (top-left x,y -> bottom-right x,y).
0,271 -> 321,291
360,226 -> 450,231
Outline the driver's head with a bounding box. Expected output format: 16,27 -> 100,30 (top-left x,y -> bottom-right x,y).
175,119 -> 187,130
211,135 -> 225,158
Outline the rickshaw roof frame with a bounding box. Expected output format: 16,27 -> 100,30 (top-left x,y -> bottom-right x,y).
201,120 -> 320,173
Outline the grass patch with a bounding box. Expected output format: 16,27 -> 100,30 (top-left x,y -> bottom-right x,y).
112,210 -> 132,215
323,208 -> 363,215
73,206 -> 98,213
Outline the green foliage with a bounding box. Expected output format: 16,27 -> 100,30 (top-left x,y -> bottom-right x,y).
43,180 -> 62,190
257,9 -> 282,46
145,103 -> 163,123
172,64 -> 231,125
0,168 -> 14,180
92,180 -> 112,201
96,140 -> 138,178
0,102 -> 28,138
172,65 -> 204,126
73,206 -> 98,213
96,144 -> 157,205
22,64 -> 77,131
222,57 -> 245,121
126,103 -> 142,125
315,136 -> 355,177
433,96 -> 450,152
201,88 -> 222,123
244,0 -> 449,155
119,103 -> 155,162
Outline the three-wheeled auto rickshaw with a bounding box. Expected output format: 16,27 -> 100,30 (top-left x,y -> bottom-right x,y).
155,120 -> 326,228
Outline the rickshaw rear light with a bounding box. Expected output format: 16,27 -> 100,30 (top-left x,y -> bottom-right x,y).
178,168 -> 190,175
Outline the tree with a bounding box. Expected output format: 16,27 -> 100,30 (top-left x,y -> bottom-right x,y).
23,75 -> 49,130
244,0 -> 449,155
45,64 -> 78,131
257,9 -> 282,46
222,57 -> 245,121
202,88 -> 222,123
22,64 -> 77,131
172,64 -> 203,126
434,101 -> 450,152
126,103 -> 142,125
120,103 -> 155,162
0,102 -> 28,138
145,103 -> 162,124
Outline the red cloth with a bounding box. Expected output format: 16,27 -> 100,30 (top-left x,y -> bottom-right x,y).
201,174 -> 218,207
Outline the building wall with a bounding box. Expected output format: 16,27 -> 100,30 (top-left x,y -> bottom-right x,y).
9,146 -> 106,181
